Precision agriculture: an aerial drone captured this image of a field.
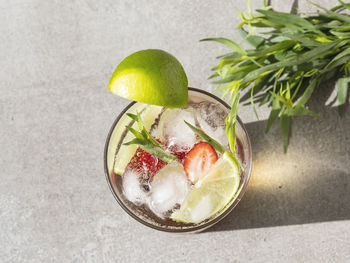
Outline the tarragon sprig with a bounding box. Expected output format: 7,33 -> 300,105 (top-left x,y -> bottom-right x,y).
225,92 -> 240,156
124,112 -> 177,163
202,0 -> 350,152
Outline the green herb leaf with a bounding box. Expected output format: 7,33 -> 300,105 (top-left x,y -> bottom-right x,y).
275,33 -> 320,47
201,38 -> 247,55
284,106 -> 321,118
295,78 -> 318,107
184,121 -> 226,154
339,0 -> 350,11
238,28 -> 265,48
310,1 -> 350,23
256,9 -> 322,34
250,40 -> 297,57
226,93 -> 240,155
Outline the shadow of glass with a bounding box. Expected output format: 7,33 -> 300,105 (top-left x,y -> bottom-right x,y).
206,80 -> 350,232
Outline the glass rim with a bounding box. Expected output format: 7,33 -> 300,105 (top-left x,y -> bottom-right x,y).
104,87 -> 253,233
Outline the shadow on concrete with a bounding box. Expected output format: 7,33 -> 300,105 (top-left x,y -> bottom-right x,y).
206,79 -> 350,232
290,0 -> 298,14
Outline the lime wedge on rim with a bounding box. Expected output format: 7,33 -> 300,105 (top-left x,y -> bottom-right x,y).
170,152 -> 240,224
108,49 -> 188,108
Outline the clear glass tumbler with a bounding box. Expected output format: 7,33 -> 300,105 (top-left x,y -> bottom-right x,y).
104,88 -> 252,233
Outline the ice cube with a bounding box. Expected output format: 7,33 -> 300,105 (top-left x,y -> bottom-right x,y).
122,171 -> 148,204
158,108 -> 197,151
195,101 -> 229,147
148,162 -> 190,217
196,101 -> 227,129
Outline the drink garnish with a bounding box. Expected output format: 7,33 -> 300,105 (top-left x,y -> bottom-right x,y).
108,49 -> 188,108
225,92 -> 240,156
183,142 -> 218,183
124,112 -> 177,163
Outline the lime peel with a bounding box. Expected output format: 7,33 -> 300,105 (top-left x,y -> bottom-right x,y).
108,49 -> 188,108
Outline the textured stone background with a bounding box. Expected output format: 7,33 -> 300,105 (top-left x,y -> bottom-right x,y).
1,0 -> 350,262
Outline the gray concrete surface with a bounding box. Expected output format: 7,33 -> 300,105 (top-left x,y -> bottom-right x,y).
1,0 -> 350,262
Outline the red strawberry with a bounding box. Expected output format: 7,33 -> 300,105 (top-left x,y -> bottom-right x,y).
183,142 -> 218,183
124,147 -> 167,180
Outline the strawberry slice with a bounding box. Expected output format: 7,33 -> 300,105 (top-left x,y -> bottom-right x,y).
124,147 -> 168,180
183,142 -> 218,183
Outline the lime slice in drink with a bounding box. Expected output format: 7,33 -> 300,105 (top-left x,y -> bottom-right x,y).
113,105 -> 163,175
108,49 -> 188,108
170,152 -> 240,224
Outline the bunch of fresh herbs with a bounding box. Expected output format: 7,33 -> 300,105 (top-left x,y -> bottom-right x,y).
202,0 -> 350,152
